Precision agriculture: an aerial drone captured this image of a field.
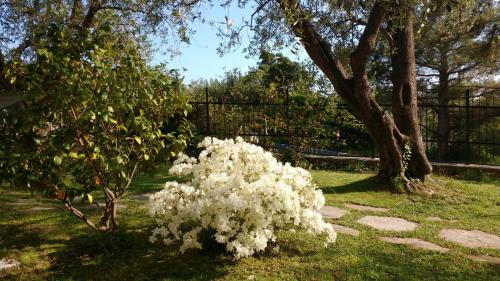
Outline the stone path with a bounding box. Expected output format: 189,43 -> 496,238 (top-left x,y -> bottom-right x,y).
344,203 -> 389,212
0,259 -> 19,271
318,203 -> 497,264
319,206 -> 348,219
5,198 -> 40,206
380,237 -> 449,253
439,229 -> 500,249
24,207 -> 55,212
129,193 -> 153,201
81,203 -> 128,210
330,224 -> 360,236
466,255 -> 500,265
357,216 -> 419,232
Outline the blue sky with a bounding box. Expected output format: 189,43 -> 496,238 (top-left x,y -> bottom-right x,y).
151,3 -> 305,83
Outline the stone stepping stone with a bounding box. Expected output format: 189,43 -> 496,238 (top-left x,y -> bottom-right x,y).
357,216 -> 419,232
344,203 -> 389,212
330,224 -> 360,236
318,206 -> 348,219
466,254 -> 500,265
129,193 -> 153,201
380,237 -> 449,253
0,259 -> 19,271
439,229 -> 500,249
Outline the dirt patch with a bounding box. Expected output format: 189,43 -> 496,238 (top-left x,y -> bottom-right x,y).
357,216 -> 419,232
439,229 -> 500,249
318,206 -> 348,219
380,237 -> 449,253
330,224 -> 360,236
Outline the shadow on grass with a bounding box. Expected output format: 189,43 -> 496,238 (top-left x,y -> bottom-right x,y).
128,165 -> 192,194
321,175 -> 393,194
0,216 -> 65,252
46,229 -> 234,281
0,199 -> 232,281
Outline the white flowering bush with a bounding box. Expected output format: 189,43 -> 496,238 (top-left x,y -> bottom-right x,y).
148,137 -> 336,259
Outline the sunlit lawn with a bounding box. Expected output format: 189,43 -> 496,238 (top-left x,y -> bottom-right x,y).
1,166 -> 499,280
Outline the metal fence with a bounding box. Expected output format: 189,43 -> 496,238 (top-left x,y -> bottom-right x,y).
189,86 -> 500,166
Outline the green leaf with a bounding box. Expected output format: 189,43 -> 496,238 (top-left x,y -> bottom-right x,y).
62,174 -> 75,186
134,136 -> 142,144
144,154 -> 150,160
53,156 -> 62,166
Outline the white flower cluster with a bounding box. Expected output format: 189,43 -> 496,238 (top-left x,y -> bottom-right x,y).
149,137 -> 336,259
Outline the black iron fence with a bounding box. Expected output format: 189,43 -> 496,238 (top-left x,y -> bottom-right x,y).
189,86 -> 499,166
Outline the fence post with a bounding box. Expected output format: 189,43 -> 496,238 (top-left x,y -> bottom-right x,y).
205,87 -> 210,135
337,114 -> 342,156
285,86 -> 290,146
465,89 -> 470,164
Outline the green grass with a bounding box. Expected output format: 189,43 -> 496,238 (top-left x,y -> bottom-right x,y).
1,167 -> 499,280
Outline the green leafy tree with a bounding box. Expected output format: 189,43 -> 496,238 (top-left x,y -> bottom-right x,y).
415,0 -> 499,160
0,2 -> 192,231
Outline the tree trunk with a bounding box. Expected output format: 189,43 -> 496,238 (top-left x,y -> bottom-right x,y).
99,187 -> 118,231
348,77 -> 408,182
390,15 -> 433,179
278,0 -> 432,191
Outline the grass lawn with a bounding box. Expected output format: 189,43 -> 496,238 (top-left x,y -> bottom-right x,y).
1,167 -> 499,280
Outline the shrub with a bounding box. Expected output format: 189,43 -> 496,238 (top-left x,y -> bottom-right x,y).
149,137 -> 336,259
0,27 -> 192,231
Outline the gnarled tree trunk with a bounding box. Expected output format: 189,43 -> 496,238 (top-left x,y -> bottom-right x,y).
390,15 -> 433,180
278,0 -> 432,191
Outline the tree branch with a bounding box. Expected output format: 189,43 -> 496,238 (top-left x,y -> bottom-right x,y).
277,0 -> 351,96
417,72 -> 439,77
350,1 -> 385,75
61,197 -> 98,231
82,0 -> 104,30
448,62 -> 480,75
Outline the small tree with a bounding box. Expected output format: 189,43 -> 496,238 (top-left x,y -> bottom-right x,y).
0,27 -> 192,232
